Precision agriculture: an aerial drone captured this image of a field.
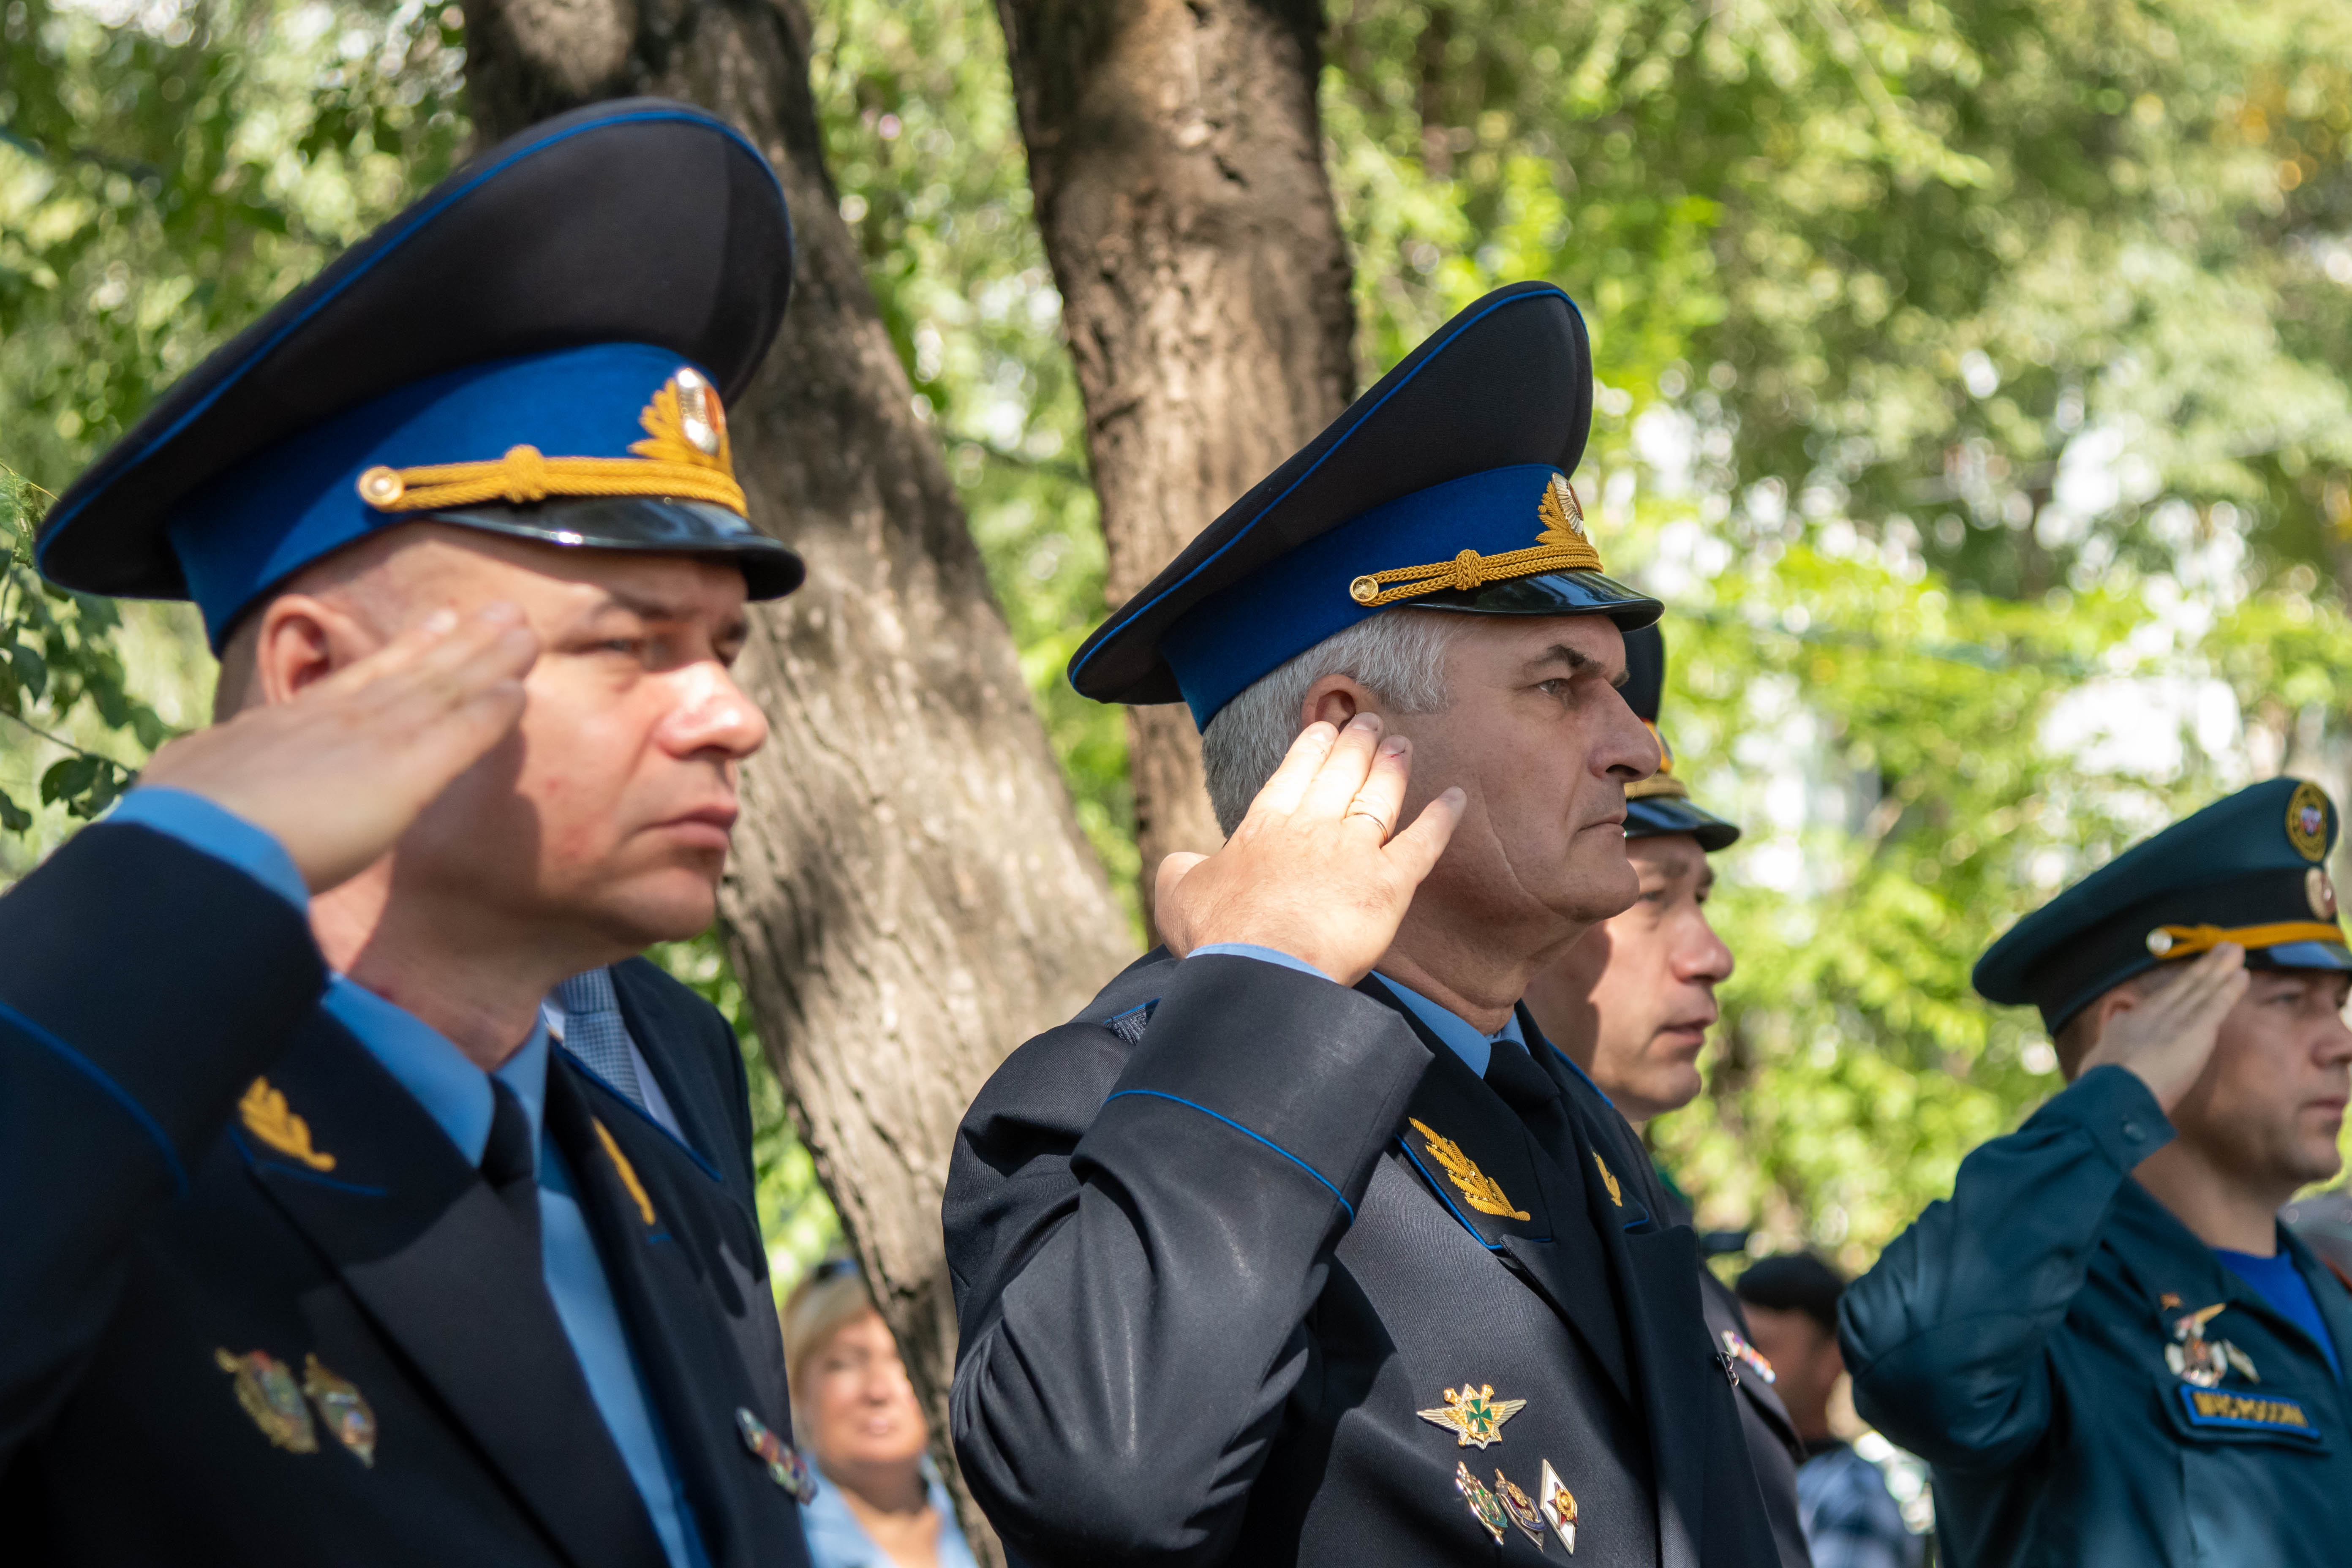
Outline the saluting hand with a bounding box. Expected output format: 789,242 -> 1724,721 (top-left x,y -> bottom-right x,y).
1154,713 -> 1464,987
139,603 -> 539,894
2077,942 -> 2248,1113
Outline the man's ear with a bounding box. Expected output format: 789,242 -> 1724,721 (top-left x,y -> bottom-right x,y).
1300,673 -> 1381,732
251,593 -> 380,707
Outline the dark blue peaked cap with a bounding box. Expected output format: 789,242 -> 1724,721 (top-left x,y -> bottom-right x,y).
1976,776 -> 2352,1032
37,98 -> 802,646
1068,282 -> 1661,726
1620,624 -> 1739,852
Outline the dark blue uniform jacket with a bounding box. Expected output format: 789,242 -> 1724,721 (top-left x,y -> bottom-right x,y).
1842,1064 -> 2352,1568
0,822 -> 806,1568
944,948 -> 1780,1567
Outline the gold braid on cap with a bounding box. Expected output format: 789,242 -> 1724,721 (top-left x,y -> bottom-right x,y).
1347,474 -> 1603,608
353,369 -> 747,517
2143,921 -> 2347,960
1624,721 -> 1689,801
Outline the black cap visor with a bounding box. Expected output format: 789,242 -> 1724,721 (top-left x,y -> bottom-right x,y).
1403,567 -> 1662,629
1626,795 -> 1742,852
426,497 -> 804,600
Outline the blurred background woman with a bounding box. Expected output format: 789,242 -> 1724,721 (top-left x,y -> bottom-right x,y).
784,1260 -> 979,1568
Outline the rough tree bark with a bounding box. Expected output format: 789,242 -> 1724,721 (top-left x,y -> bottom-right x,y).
463,3 -> 1135,1558
994,0 -> 1358,931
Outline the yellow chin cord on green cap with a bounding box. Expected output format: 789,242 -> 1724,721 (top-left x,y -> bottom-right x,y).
2143,921 -> 2347,960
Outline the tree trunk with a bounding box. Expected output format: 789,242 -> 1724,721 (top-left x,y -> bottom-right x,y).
463,4 -> 1134,1560
994,0 -> 1357,933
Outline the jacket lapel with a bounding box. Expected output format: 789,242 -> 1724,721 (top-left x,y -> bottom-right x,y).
542,1059 -> 803,1568
1364,981 -> 1636,1406
234,1012 -> 667,1568
1522,1010 -> 1771,1568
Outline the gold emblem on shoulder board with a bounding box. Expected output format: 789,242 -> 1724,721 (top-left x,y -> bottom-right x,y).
1409,1119 -> 1531,1222
1455,1461 -> 1508,1544
1539,1459 -> 1579,1553
215,1348 -> 317,1454
239,1078 -> 335,1171
1418,1382 -> 1527,1448
302,1354 -> 377,1467
1592,1151 -> 1622,1207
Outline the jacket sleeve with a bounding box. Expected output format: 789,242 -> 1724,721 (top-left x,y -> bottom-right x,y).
943,954 -> 1429,1566
1838,1064 -> 2170,1471
0,821 -> 328,1461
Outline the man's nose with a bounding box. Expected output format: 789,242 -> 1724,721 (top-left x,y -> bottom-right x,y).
1601,687 -> 1660,782
659,660 -> 770,760
1678,913 -> 1735,984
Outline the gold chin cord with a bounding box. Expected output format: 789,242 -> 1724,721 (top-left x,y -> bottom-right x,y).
2144,920 -> 2347,959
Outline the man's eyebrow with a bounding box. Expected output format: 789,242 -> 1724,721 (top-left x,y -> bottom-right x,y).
1526,642 -> 1630,689
585,587 -> 691,621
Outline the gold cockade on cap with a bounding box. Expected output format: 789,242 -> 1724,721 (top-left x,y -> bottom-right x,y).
1410,1118 -> 1531,1222
355,368 -> 747,518
1347,472 -> 1604,607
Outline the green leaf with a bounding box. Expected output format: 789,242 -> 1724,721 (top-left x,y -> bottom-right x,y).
0,791 -> 30,833
38,754 -> 102,808
10,639 -> 47,702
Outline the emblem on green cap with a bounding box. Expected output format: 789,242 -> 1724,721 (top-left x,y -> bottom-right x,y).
2287,780 -> 2329,863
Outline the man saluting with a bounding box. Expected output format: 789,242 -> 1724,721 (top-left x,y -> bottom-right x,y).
2,102 -> 817,1566
945,284 -> 1781,1565
1843,778 -> 2352,1566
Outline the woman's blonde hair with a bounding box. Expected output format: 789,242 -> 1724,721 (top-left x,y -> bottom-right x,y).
781,1259 -> 878,1398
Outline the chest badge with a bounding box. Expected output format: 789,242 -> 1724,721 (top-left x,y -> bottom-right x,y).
735,1407 -> 817,1503
302,1355 -> 378,1467
1538,1459 -> 1579,1553
1454,1461 -> 1508,1544
1722,1328 -> 1778,1384
2166,1303 -> 2260,1387
1493,1469 -> 1548,1547
1419,1381 -> 1527,1448
1410,1119 -> 1530,1222
215,1348 -> 318,1454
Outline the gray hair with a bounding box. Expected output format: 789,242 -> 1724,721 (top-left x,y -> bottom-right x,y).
1199,609 -> 1468,834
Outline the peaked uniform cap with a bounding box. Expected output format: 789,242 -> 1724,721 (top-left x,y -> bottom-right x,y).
1975,776 -> 2352,1032
1067,281 -> 1661,725
1619,624 -> 1739,852
37,97 -> 800,633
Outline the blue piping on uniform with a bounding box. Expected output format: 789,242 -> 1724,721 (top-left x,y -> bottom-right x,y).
39,109 -> 782,554
568,1056 -> 723,1185
1106,1089 -> 1354,1220
2,996 -> 188,1194
1067,286 -> 1577,690
230,1130 -> 390,1196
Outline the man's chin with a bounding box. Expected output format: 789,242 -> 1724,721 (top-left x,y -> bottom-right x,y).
580,874 -> 723,952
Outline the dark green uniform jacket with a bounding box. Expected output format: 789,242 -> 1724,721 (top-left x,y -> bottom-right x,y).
1841,1064 -> 2352,1568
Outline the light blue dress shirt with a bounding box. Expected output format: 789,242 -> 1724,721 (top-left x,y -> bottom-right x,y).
1186,942 -> 1524,1076
108,787 -> 707,1568
798,1462 -> 979,1568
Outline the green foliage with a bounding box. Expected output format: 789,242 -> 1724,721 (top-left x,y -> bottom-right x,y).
14,0 -> 2352,1279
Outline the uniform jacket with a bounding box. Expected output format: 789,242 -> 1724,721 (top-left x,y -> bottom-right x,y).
0,822 -> 808,1568
944,949 -> 1780,1566
1553,1070 -> 1810,1568
1842,1064 -> 2352,1568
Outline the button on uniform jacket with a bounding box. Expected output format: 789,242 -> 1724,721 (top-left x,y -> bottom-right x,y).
1842,1064 -> 2352,1568
0,823 -> 808,1568
943,949 -> 1780,1566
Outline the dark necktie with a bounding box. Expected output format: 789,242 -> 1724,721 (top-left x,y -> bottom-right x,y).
482,1078 -> 542,1252
1484,1035 -> 1576,1153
